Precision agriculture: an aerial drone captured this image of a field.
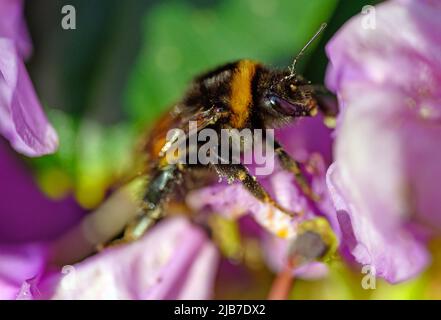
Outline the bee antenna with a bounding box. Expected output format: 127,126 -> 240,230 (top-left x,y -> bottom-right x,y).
288,23 -> 327,76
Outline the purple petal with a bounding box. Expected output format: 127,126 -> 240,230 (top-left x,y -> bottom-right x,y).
0,38 -> 58,156
326,0 -> 441,110
0,0 -> 32,59
327,163 -> 429,283
0,244 -> 47,299
0,139 -> 85,243
188,172 -> 306,239
275,114 -> 333,165
325,97 -> 435,282
325,0 -> 441,282
34,217 -> 219,300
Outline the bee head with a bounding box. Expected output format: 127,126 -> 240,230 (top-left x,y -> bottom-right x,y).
255,23 -> 326,126
261,72 -> 317,118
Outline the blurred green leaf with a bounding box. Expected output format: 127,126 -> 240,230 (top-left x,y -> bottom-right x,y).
31,109 -> 136,206
30,109 -> 78,178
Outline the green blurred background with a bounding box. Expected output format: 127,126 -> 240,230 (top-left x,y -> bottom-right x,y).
23,0 -> 441,300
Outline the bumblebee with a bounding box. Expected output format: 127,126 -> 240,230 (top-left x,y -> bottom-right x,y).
121,24 -> 335,241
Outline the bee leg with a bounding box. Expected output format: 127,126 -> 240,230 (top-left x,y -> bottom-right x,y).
300,84 -> 338,127
122,207 -> 163,243
274,141 -> 320,202
118,164 -> 180,244
213,163 -> 303,218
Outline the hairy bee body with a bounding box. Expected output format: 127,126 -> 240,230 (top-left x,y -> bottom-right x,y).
145,59 -> 316,162
120,58 -> 324,241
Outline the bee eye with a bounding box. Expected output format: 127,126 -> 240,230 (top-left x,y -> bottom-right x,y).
269,95 -> 277,106
265,94 -> 300,116
267,94 -> 282,109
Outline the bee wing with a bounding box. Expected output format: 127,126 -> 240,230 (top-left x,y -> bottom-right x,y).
160,105 -> 229,156
116,104 -> 228,188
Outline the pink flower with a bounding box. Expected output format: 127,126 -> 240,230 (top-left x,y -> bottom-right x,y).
0,0 -> 77,300
0,139 -> 219,300
0,0 -> 58,156
29,218 -> 219,300
0,141 -> 85,299
0,244 -> 48,300
0,157 -> 219,300
325,0 -> 441,282
0,0 -> 32,59
0,141 -> 84,244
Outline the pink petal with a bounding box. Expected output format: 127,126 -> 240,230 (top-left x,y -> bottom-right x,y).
327,163 -> 429,283
275,114 -> 333,165
0,139 -> 85,243
326,0 -> 441,111
325,0 -> 441,282
35,217 -> 219,300
0,0 -> 32,59
326,87 -> 436,283
188,171 -> 307,239
0,244 -> 48,299
0,39 -> 58,156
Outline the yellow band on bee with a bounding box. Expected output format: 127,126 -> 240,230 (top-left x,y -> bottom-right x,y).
230,60 -> 257,128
